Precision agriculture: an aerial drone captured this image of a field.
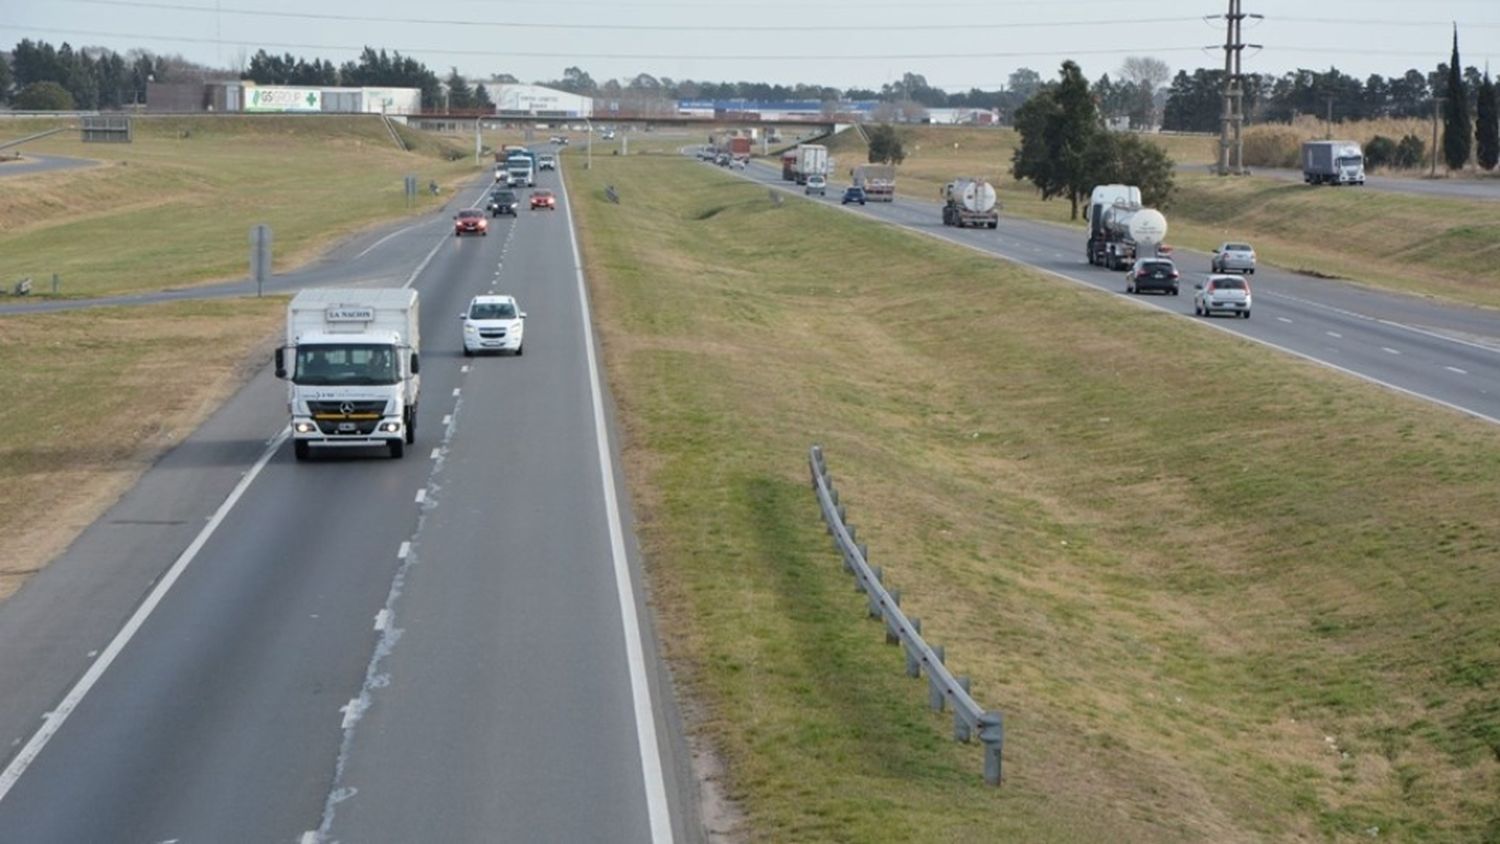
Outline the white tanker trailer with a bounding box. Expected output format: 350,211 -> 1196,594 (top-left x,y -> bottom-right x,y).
941,178 -> 1000,228
1085,184 -> 1168,271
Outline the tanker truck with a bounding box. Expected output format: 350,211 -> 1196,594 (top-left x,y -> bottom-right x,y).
1085,184 -> 1168,271
852,164 -> 896,202
941,178 -> 1000,228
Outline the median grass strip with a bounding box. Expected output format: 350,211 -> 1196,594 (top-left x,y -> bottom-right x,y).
0,298 -> 283,602
825,125 -> 1500,309
569,154 -> 1500,841
0,115 -> 474,297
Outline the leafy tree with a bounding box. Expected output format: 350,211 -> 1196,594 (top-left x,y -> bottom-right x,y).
552,66 -> 596,95
1476,71 -> 1498,171
1161,68 -> 1224,132
867,123 -> 905,164
1365,135 -> 1397,170
15,80 -> 75,110
0,53 -> 11,103
1011,61 -> 1100,219
1442,30 -> 1472,170
1118,56 -> 1170,128
1007,67 -> 1041,100
475,83 -> 494,109
1394,133 -> 1426,169
443,68 -> 475,110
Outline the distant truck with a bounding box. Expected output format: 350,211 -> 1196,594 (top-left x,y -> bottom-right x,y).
275,288 -> 421,461
1085,184 -> 1168,270
940,178 -> 1000,228
851,165 -> 896,202
713,135 -> 752,161
505,155 -> 535,187
781,150 -> 798,181
1302,140 -> 1365,185
791,144 -> 828,185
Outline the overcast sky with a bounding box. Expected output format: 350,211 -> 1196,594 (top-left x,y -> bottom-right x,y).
2,0 -> 1496,92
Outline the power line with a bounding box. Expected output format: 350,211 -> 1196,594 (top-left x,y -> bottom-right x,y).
0,24 -> 1216,60
56,1 -> 1203,33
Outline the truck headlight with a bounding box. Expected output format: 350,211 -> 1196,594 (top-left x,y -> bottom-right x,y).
294,421 -> 316,433
380,421 -> 402,433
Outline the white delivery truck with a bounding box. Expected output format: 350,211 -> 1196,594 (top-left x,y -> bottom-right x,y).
275,288 -> 421,460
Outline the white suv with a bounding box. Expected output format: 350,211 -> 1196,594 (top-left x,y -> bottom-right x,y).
461,295 -> 527,356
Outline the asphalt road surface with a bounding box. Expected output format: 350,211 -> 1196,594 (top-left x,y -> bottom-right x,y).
0,157 -> 693,842
0,152 -> 95,178
735,157 -> 1500,425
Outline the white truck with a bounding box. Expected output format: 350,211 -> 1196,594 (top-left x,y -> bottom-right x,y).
275,288 -> 421,461
940,178 -> 1000,228
792,144 -> 828,185
1085,184 -> 1168,271
505,155 -> 535,187
1302,140 -> 1365,186
852,164 -> 896,202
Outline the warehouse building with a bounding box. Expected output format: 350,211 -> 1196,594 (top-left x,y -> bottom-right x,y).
486,83 -> 592,118
147,82 -> 422,115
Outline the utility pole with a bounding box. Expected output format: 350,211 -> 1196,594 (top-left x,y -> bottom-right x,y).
1216,0 -> 1262,176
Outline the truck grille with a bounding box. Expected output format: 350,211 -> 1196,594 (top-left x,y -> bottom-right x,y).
308,400 -> 386,436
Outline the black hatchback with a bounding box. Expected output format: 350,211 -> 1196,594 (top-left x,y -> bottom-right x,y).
1125,258 -> 1181,295
488,190 -> 518,216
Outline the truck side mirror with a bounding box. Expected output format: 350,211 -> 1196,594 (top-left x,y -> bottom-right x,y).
274,347 -> 287,379
410,353 -> 420,375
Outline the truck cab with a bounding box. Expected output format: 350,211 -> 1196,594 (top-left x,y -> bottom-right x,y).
276,290 -> 421,460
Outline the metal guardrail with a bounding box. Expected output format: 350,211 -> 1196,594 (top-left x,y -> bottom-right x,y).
0,127 -> 69,151
808,445 -> 1004,785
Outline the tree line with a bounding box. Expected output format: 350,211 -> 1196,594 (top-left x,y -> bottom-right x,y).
0,39 -> 171,110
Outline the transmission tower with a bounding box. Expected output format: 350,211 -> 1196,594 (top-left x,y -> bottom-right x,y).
1216,0 -> 1261,175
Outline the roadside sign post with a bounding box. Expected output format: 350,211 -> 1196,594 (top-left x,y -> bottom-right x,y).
250,224 -> 272,297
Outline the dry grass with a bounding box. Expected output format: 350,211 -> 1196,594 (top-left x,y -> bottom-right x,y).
0,298 -> 284,601
0,115 -> 475,297
570,153 -> 1500,841
1240,115 -> 1439,172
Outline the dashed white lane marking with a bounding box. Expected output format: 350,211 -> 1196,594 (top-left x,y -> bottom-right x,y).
414,489 -> 427,505
1446,366 -> 1469,374
1327,331 -> 1343,338
461,365 -> 470,373
1277,316 -> 1293,323
1382,347 -> 1402,355
339,698 -> 365,730
430,447 -> 441,460
0,428 -> 291,805
442,414 -> 453,426
373,609 -> 392,632
301,832 -> 320,844
397,541 -> 411,560
452,387 -> 461,397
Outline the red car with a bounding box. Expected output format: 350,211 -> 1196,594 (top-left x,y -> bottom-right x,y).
530,190 -> 556,210
454,209 -> 488,236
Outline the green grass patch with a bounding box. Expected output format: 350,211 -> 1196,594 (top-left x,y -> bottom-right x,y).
569,153 -> 1500,841
0,298 -> 284,600
824,125 -> 1500,309
1,115 -> 476,297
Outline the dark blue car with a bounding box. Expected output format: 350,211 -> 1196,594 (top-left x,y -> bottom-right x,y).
842,186 -> 867,205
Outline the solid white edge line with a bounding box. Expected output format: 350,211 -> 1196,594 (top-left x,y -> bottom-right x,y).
0,427 -> 291,805
354,222 -> 418,261
557,160 -> 674,843
400,179 -> 492,291
736,161 -> 1500,428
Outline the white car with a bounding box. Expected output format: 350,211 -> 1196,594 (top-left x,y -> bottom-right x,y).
1194,275 -> 1252,319
461,295 -> 526,356
537,154 -> 557,171
805,175 -> 827,196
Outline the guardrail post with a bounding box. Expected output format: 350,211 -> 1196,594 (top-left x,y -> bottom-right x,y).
929,646 -> 946,711
954,677 -> 973,742
905,619 -> 922,677
866,567 -> 883,616
979,711 -> 1004,786
884,590 -> 901,643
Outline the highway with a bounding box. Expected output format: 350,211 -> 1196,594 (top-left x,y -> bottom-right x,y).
734,157 -> 1500,425
0,157 -> 693,841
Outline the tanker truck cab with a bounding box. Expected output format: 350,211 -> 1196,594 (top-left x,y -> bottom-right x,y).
275,289 -> 421,461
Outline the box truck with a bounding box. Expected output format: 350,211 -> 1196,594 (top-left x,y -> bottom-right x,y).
275,288 -> 421,460
1302,140 -> 1365,185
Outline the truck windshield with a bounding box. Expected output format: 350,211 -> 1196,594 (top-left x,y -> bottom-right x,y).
1337,156 -> 1362,167
294,344 -> 399,386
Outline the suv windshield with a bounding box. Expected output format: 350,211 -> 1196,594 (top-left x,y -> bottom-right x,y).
294,344 -> 398,386
470,303 -> 517,320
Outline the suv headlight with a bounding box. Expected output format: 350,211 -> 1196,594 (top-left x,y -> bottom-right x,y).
464,324 -> 477,333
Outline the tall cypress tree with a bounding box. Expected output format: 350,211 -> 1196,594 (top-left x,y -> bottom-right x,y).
1442,28 -> 1472,171
1477,70 -> 1499,171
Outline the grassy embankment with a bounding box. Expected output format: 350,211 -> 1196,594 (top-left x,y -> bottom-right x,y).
825,125 -> 1500,309
0,115 -> 475,297
0,116 -> 474,600
569,152 -> 1500,841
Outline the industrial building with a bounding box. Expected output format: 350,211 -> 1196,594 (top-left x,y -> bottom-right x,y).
485,83 -> 592,118
146,82 -> 422,115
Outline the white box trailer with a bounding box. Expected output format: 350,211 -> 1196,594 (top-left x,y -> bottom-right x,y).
275,288 -> 422,460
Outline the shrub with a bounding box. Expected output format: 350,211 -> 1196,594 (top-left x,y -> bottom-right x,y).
1365,135 -> 1397,170
1394,133 -> 1426,169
